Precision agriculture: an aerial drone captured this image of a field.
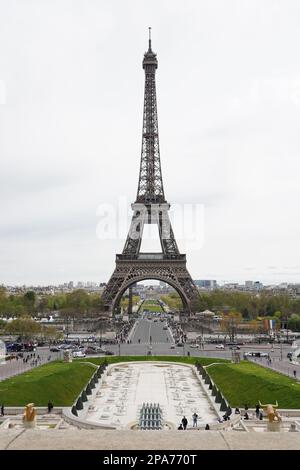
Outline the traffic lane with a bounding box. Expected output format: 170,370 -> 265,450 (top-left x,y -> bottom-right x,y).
149,321 -> 172,344
131,319 -> 151,344
103,342 -> 235,359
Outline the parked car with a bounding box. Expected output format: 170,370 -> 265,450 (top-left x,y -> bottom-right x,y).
215,344 -> 225,349
85,346 -> 106,355
244,351 -> 269,358
190,344 -> 200,349
50,346 -> 60,352
72,351 -> 86,358
170,344 -> 175,349
6,343 -> 22,353
163,326 -> 168,330
176,342 -> 184,347
104,350 -> 114,356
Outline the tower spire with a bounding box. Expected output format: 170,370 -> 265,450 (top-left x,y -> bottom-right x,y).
148,26 -> 152,51
137,28 -> 163,204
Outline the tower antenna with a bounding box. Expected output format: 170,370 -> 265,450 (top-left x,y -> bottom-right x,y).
148,26 -> 152,50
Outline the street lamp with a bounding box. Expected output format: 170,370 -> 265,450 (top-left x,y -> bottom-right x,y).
99,325 -> 102,348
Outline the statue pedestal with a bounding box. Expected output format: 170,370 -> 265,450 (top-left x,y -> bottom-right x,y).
267,421 -> 281,432
23,419 -> 36,429
63,351 -> 73,363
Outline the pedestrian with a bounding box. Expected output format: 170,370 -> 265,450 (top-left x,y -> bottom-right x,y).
192,412 -> 198,427
244,412 -> 249,420
294,370 -> 297,379
255,404 -> 260,419
205,424 -> 210,430
222,406 -> 232,421
181,416 -> 188,430
1,404 -> 4,416
177,423 -> 183,430
47,401 -> 54,413
259,412 -> 263,420
234,408 -> 240,414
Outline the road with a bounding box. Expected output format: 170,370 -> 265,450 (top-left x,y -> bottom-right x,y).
0,347 -> 61,381
131,318 -> 173,344
1,321 -> 299,382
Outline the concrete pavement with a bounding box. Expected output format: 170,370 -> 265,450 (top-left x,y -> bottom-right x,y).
1,428 -> 300,450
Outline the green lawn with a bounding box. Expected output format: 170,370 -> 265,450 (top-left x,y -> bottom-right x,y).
0,361 -> 96,406
140,300 -> 164,313
207,361 -> 300,408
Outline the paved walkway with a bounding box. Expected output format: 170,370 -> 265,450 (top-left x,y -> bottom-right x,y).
249,356 -> 300,379
1,429 -> 300,450
0,349 -> 61,381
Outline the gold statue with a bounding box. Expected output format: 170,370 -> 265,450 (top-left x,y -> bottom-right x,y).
259,401 -> 282,423
23,403 -> 37,428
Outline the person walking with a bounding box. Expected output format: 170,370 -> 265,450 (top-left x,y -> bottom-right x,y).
1,404 -> 4,416
255,404 -> 260,419
192,412 -> 198,427
47,401 -> 54,413
181,416 -> 188,430
293,370 -> 297,379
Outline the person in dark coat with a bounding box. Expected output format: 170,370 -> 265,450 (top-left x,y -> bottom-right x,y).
47,401 -> 54,413
181,416 -> 188,430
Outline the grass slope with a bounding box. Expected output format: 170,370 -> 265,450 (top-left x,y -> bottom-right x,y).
207,361 -> 300,408
0,361 -> 96,406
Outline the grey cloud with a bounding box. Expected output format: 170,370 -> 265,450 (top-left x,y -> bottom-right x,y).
1,0 -> 300,284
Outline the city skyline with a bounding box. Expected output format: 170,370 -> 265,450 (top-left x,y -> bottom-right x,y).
1,1 -> 300,285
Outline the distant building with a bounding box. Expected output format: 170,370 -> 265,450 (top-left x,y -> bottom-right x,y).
223,283 -> 239,290
245,280 -> 254,289
194,280 -> 217,290
254,281 -> 263,291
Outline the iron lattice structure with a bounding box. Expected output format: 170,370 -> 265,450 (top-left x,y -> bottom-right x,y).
102,32 -> 199,314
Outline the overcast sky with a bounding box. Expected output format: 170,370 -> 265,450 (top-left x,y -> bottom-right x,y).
1,0 -> 300,286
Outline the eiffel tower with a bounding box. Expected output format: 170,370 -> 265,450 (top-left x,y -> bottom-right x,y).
102,30 -> 199,315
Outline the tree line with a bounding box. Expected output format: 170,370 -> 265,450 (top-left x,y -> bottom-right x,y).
0,287 -> 103,319
162,290 -> 300,330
